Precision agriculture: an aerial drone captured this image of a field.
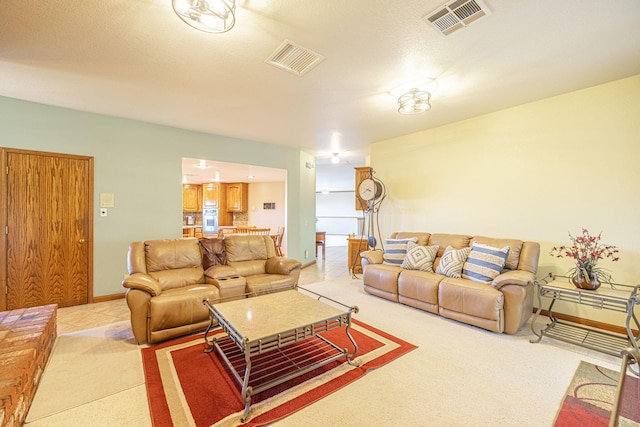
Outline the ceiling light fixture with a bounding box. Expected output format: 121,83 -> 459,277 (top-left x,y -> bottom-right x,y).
331,153 -> 340,164
172,0 -> 236,33
398,89 -> 431,114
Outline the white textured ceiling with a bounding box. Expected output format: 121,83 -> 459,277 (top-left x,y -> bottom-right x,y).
1,0 -> 639,167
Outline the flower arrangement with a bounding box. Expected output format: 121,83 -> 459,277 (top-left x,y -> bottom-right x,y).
549,228 -> 620,287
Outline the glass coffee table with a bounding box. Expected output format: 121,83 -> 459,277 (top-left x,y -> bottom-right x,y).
202,288 -> 359,422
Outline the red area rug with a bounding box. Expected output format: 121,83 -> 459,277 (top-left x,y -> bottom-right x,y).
142,319 -> 417,426
554,361 -> 639,427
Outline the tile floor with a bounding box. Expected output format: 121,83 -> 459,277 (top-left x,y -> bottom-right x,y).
56,245 -> 350,335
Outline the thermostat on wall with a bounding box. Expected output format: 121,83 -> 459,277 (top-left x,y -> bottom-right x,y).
100,193 -> 115,208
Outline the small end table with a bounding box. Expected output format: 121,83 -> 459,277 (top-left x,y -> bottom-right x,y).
530,274 -> 640,365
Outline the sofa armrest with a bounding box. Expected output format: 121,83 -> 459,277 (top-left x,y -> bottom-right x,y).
491,270 -> 535,289
204,265 -> 237,279
265,257 -> 302,275
122,273 -> 162,296
360,250 -> 383,266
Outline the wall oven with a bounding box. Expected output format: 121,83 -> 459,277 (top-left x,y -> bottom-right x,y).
202,209 -> 218,234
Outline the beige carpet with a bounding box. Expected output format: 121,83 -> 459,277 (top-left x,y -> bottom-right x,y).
25,320 -> 144,423
23,277 -> 631,426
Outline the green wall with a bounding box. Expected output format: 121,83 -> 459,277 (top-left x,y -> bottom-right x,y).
0,96 -> 317,297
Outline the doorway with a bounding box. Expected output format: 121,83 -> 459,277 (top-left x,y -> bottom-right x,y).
0,148 -> 93,310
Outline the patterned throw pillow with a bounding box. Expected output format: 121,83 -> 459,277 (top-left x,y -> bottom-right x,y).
435,245 -> 472,278
462,243 -> 510,283
383,237 -> 418,266
401,242 -> 439,272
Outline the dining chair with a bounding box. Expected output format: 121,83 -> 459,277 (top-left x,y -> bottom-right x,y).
218,227 -> 237,238
248,228 -> 271,235
236,226 -> 256,234
274,226 -> 285,256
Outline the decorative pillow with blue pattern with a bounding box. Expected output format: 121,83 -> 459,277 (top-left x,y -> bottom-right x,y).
461,243 -> 510,283
401,242 -> 439,272
383,237 -> 418,266
435,245 -> 472,278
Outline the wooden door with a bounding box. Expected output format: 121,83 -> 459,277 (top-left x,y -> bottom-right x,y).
4,150 -> 93,309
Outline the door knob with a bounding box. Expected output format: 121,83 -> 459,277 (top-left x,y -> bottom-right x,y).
79,239 -> 85,243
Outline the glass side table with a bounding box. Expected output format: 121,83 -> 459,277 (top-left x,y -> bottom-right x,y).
530,274 -> 640,363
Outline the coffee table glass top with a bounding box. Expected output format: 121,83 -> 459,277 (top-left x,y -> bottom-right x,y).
211,290 -> 347,342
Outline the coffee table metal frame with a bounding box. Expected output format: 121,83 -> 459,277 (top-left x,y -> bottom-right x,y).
202,287 -> 360,422
530,274 -> 640,365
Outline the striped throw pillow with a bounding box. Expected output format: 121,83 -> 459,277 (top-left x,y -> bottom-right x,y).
383,237 -> 418,266
435,245 -> 472,278
462,243 -> 510,283
401,242 -> 439,272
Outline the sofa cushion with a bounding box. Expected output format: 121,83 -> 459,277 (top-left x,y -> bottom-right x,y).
199,237 -> 227,269
428,234 -> 472,257
363,264 -> 403,301
401,242 -> 439,272
390,232 -> 430,246
438,278 -> 505,333
225,235 -> 268,262
148,284 -> 219,331
398,270 -> 443,314
383,237 -> 417,266
435,246 -> 471,278
145,239 -> 202,272
245,274 -> 297,296
462,243 -> 510,283
150,267 -> 205,291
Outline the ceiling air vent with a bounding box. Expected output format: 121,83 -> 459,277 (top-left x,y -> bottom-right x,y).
424,0 -> 491,36
266,40 -> 325,77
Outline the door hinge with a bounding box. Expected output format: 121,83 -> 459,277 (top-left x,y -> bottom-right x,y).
4,226 -> 7,235
5,166 -> 8,175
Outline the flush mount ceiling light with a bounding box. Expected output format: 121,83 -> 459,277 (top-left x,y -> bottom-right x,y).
397,89 -> 431,114
172,0 -> 236,33
331,153 -> 340,164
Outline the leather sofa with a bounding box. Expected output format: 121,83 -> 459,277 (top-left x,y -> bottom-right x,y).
361,232 -> 540,334
123,235 -> 302,344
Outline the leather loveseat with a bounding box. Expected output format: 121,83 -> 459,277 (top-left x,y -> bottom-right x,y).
123,235 -> 302,344
361,232 -> 540,334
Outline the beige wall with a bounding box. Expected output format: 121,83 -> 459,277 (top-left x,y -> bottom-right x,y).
371,74 -> 640,326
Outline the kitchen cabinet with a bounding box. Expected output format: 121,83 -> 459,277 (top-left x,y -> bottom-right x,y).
226,183 -> 248,212
182,227 -> 203,238
182,184 -> 202,212
202,183 -> 220,208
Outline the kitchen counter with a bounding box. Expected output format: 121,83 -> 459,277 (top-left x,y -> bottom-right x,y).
182,226 -> 203,238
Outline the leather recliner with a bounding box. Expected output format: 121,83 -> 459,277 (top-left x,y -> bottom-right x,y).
123,235 -> 302,344
123,238 -> 220,344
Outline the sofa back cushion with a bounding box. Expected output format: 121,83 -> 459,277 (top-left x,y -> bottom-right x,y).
145,239 -> 202,271
143,239 -> 204,290
389,232 -> 430,246
225,235 -> 268,262
229,260 -> 268,276
428,234 -> 473,256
